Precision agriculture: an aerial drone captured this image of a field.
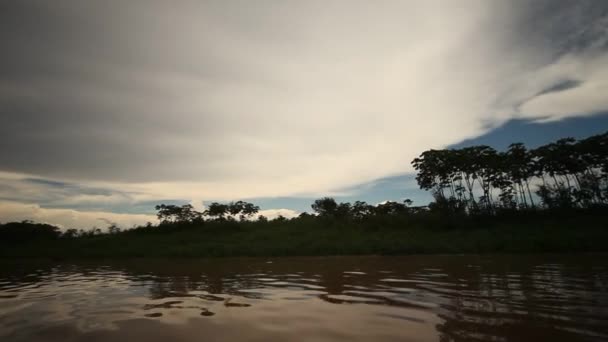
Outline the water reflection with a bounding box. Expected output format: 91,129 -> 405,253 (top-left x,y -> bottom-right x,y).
1,255 -> 608,341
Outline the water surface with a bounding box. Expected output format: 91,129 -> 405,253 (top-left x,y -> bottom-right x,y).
1,255 -> 608,341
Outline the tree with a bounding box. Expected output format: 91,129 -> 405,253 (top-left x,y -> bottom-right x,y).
351,201 -> 373,220
335,202 -> 352,219
155,204 -> 202,224
298,212 -> 314,219
205,202 -> 229,220
227,201 -> 260,221
257,215 -> 268,222
505,143 -> 536,208
62,228 -> 79,238
273,215 -> 287,222
241,202 -> 260,220
412,130 -> 608,213
108,224 -> 121,234
311,197 -> 339,217
374,201 -> 410,216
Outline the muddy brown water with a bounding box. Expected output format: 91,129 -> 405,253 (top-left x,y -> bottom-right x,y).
1,255 -> 607,341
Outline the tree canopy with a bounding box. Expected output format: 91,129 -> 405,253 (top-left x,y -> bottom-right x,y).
411,131 -> 608,213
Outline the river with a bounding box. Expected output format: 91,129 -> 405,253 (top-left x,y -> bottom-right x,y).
1,255 -> 607,341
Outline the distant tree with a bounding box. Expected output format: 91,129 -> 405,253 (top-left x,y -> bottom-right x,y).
240,202 -> 260,220
257,215 -> 268,222
108,224 -> 121,234
205,202 -> 229,220
351,201 -> 373,220
155,204 -> 180,223
311,197 -> 338,217
0,221 -> 61,243
273,215 -> 287,222
298,212 -> 314,219
374,201 -> 410,216
207,201 -> 260,221
155,204 -> 202,224
227,201 -> 260,221
335,202 -> 352,219
62,228 -> 79,238
227,201 -> 244,217
81,227 -> 102,237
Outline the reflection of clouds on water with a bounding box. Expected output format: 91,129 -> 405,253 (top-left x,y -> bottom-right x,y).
0,255 -> 607,341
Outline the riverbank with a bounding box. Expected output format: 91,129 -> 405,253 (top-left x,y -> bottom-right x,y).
2,210 -> 607,258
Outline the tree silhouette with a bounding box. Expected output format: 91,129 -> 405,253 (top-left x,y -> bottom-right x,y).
155,204 -> 202,224
412,130 -> 608,213
311,197 -> 339,217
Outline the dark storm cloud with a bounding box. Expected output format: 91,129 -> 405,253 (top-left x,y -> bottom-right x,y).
0,1 -> 254,182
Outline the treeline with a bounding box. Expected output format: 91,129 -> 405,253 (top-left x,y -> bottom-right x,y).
412,131 -> 608,213
0,221 -> 61,242
152,198 -> 422,225
0,220 -> 122,241
155,201 -> 261,223
1,131 -> 607,244
0,198 -> 423,241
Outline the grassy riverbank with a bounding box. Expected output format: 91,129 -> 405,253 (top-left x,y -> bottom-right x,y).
2,209 -> 607,258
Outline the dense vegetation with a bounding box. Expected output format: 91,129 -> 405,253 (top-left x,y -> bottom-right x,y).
1,131 -> 607,258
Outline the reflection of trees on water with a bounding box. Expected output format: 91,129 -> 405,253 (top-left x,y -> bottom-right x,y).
2,256 -> 608,341
435,263 -> 608,341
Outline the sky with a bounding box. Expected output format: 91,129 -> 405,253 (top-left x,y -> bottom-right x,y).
1,1 -> 608,228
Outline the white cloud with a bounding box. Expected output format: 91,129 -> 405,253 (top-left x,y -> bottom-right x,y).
0,201 -> 157,230
517,53 -> 608,121
256,208 -> 300,220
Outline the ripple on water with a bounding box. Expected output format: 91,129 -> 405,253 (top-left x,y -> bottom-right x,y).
0,255 -> 607,341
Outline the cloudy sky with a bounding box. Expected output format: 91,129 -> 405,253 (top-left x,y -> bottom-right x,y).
1,0 -> 608,228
